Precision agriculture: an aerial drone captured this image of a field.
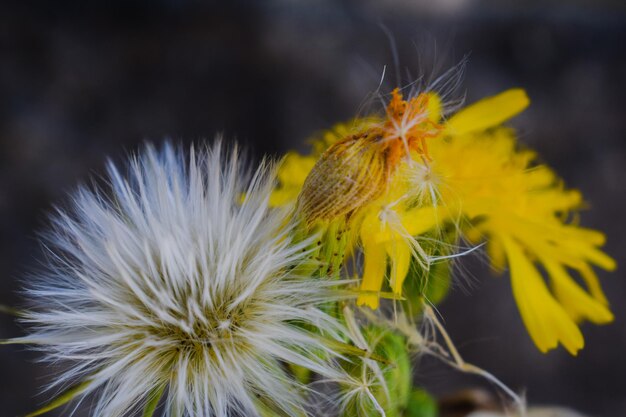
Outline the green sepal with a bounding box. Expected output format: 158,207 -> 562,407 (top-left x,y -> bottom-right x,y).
317,219 -> 349,280
403,251 -> 451,317
289,222 -> 324,278
24,379 -> 92,417
368,328 -> 412,416
142,384 -> 166,417
338,327 -> 413,417
403,389 -> 437,417
423,256 -> 452,305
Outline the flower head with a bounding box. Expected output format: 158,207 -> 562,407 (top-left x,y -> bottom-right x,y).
271,87 -> 615,355
19,142 -> 350,417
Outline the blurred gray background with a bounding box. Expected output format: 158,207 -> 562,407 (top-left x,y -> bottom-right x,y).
0,1 -> 625,416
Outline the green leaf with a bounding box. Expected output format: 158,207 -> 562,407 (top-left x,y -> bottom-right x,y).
25,379 -> 92,417
142,384 -> 166,417
404,389 -> 437,417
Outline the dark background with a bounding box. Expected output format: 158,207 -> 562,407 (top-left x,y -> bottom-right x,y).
1,1 -> 625,416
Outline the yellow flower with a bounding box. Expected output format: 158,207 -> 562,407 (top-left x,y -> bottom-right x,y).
419,92 -> 615,354
271,88 -> 615,354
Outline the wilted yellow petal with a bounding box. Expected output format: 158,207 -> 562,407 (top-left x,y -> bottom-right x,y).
297,134 -> 387,225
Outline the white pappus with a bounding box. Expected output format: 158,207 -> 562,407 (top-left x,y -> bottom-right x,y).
17,141 -> 355,417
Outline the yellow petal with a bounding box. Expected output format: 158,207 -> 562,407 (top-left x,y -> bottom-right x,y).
270,152 -> 317,207
577,264 -> 610,306
386,239 -> 412,295
502,236 -> 584,355
269,189 -> 297,206
401,206 -> 446,237
446,89 -> 530,135
545,260 -> 613,324
573,243 -> 616,272
427,93 -> 442,122
522,166 -> 557,189
486,238 -> 507,272
357,233 -> 388,309
278,152 -> 316,185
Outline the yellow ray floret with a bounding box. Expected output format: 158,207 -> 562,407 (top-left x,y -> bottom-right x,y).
445,88 -> 529,135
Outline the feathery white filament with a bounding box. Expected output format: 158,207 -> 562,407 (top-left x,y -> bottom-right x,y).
22,141 -> 348,417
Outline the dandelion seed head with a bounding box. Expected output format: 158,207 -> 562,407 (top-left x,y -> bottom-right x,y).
22,141 -> 347,417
